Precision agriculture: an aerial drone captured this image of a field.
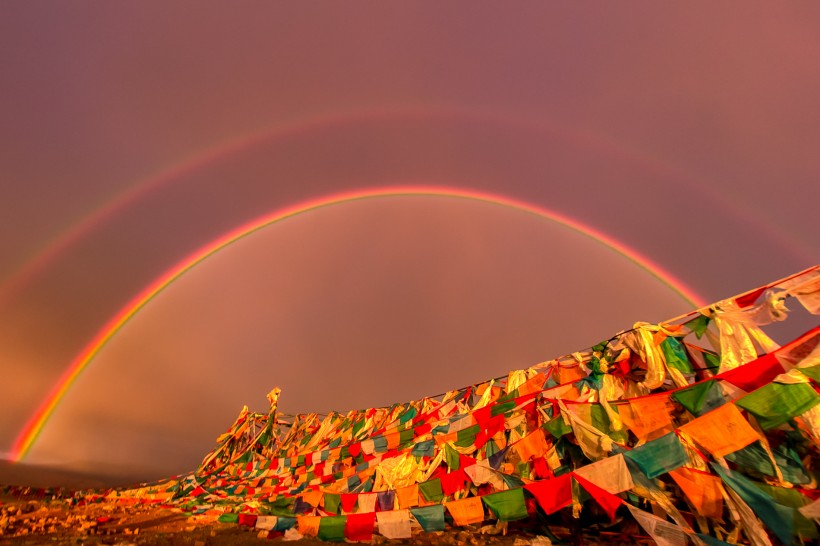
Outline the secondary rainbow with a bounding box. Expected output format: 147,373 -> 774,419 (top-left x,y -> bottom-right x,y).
11,186 -> 706,461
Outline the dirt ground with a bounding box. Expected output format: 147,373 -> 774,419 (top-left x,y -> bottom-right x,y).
1,490 -> 640,545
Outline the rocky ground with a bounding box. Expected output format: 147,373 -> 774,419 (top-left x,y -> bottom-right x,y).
1,489 -> 647,545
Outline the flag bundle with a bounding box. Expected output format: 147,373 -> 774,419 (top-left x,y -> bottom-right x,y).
117,266 -> 820,544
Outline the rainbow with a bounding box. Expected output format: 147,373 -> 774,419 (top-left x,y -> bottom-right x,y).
2,104 -> 802,308
10,186 -> 706,461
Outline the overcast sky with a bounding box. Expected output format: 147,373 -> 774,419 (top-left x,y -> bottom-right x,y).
0,2 -> 817,483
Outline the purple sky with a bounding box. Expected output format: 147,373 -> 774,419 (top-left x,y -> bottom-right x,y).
0,3 -> 818,483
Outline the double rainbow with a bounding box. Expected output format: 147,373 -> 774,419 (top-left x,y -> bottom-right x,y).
10,186 -> 705,461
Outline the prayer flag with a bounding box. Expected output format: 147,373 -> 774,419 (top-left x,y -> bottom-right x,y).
678,403 -> 759,458
482,488 -> 529,521
624,433 -> 687,479
318,515 -> 346,542
445,496 -> 485,526
525,473 -> 572,515
410,505 -> 446,532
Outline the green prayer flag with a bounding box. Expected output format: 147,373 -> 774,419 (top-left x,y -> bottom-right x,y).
432,423 -> 450,435
491,400 -> 516,417
725,442 -> 775,478
482,488 -> 529,521
373,435 -> 388,452
412,439 -> 435,457
543,416 -> 571,438
685,315 -> 710,339
352,419 -> 365,436
702,350 -> 720,370
273,517 -> 296,532
317,515 -> 346,542
218,513 -> 239,523
671,380 -> 724,416
724,441 -> 810,484
411,505 -> 446,532
799,364 -> 820,383
419,478 -> 444,503
399,406 -> 417,424
455,424 -> 480,448
445,443 -> 460,470
754,483 -> 818,540
589,404 -> 628,444
736,382 -> 820,429
324,492 -> 341,514
661,336 -> 694,374
498,389 -> 520,403
500,473 -> 525,489
399,428 -> 414,446
624,432 -> 687,479
712,463 -> 795,546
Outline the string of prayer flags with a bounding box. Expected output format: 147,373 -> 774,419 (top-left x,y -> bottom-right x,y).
115,267 -> 820,545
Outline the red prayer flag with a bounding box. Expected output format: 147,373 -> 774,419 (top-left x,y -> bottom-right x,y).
573,474 -> 622,522
717,353 -> 783,393
341,493 -> 358,513
344,512 -> 376,541
525,473 -> 572,515
440,469 -> 470,495
238,513 -> 258,527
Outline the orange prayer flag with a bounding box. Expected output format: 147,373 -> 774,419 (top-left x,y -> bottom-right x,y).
514,428 -> 548,462
556,364 -> 586,385
678,403 -> 760,458
297,515 -> 321,537
302,488 -> 324,508
385,432 -> 401,449
445,496 -> 485,526
618,394 -> 676,441
669,468 -> 724,519
518,372 -> 549,395
396,484 -> 419,509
